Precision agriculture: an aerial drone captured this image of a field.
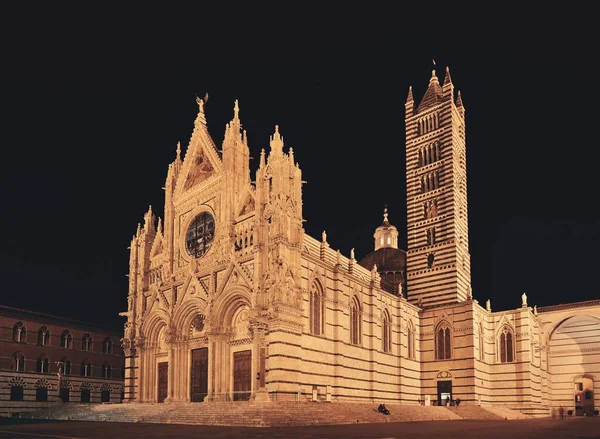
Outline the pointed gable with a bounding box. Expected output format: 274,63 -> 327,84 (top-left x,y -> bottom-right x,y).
175,97 -> 223,196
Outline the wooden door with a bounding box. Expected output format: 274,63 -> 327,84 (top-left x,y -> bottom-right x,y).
233,350 -> 251,401
190,348 -> 208,402
157,362 -> 168,403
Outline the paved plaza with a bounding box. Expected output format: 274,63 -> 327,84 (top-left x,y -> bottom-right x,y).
1,417 -> 599,439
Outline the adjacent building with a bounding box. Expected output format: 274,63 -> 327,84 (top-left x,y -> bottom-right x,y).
0,305 -> 124,415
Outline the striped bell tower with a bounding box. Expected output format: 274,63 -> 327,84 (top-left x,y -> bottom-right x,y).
404,67 -> 471,307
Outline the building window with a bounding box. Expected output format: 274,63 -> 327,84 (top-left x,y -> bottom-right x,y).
36,356 -> 49,373
13,322 -> 26,343
350,297 -> 362,345
37,326 -> 50,346
426,227 -> 436,245
10,385 -> 24,401
81,361 -> 92,377
407,321 -> 416,360
36,387 -> 48,402
478,323 -> 485,361
427,253 -> 435,269
435,322 -> 452,360
102,363 -> 112,378
382,310 -> 392,353
14,354 -> 25,371
61,330 -> 72,349
499,326 -> 514,363
82,334 -> 92,351
310,282 -> 325,336
60,358 -> 71,375
102,337 -> 112,354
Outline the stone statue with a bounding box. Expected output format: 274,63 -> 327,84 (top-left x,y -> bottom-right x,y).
350,248 -> 355,260
322,230 -> 327,243
486,299 -> 491,312
533,305 -> 538,316
521,292 -> 528,307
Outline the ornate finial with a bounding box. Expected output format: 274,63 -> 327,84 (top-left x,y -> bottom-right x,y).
322,230 -> 327,243
176,141 -> 181,161
195,95 -> 207,125
383,205 -> 389,222
157,217 -> 162,234
486,299 -> 491,312
234,99 -> 239,119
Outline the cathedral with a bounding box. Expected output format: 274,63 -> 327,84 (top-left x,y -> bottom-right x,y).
120,68 -> 600,416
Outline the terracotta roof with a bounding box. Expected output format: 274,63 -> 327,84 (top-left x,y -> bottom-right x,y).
358,247 -> 406,273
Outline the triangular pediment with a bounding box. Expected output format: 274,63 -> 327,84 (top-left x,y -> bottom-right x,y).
174,109 -> 223,197
182,146 -> 216,191
216,261 -> 252,297
238,190 -> 256,217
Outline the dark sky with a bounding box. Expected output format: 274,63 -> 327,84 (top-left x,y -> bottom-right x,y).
2,5 -> 599,329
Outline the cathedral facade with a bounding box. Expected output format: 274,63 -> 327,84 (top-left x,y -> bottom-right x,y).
120,69 -> 599,416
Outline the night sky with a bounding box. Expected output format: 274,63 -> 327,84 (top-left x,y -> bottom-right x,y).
2,5 -> 599,330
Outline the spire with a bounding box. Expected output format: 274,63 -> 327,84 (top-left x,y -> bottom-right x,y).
176,141 -> 182,161
269,125 -> 284,155
416,68 -> 443,113
456,90 -> 464,108
443,66 -> 452,86
259,148 -> 266,168
405,86 -> 413,104
234,99 -> 239,121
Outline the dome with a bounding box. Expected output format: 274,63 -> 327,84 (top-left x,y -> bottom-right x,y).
358,247 -> 406,273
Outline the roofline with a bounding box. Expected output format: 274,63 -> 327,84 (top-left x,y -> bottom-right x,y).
536,299 -> 600,313
0,304 -> 122,334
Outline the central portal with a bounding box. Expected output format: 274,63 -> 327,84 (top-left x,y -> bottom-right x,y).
190,347 -> 208,402
233,350 -> 252,401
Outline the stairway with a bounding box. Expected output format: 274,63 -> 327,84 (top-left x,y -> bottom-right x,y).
23,401 -> 463,426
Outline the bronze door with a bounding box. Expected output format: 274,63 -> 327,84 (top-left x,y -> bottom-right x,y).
158,362 -> 168,403
233,350 -> 252,401
190,348 -> 208,402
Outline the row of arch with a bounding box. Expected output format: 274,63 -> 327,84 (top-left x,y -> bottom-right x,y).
308,281 -> 417,358
8,377 -> 119,402
420,171 -> 440,193
12,322 -> 113,353
416,112 -> 440,136
418,141 -> 441,167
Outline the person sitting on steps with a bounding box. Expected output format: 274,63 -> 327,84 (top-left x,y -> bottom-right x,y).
378,403 -> 390,415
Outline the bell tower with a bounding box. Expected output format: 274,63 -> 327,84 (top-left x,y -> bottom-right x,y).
404,67 -> 471,307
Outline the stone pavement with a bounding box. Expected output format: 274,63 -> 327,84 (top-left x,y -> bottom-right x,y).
1,417 -> 599,439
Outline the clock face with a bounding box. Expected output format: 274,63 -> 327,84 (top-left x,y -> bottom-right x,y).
185,212 -> 215,259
